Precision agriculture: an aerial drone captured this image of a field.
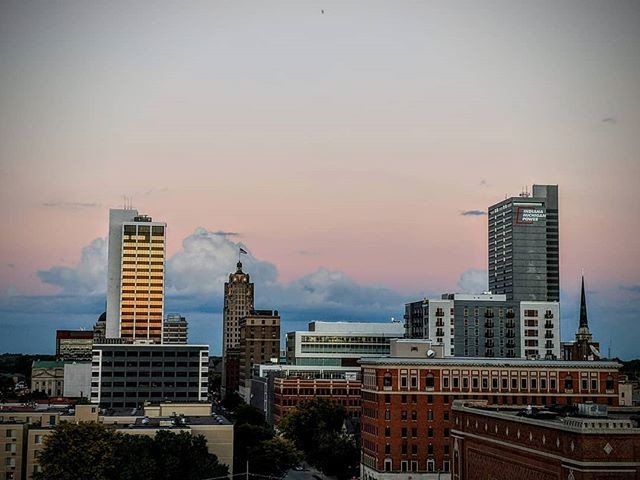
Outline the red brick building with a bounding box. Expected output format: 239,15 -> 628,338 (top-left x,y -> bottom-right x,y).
273,374 -> 361,423
359,357 -> 621,480
451,400 -> 640,480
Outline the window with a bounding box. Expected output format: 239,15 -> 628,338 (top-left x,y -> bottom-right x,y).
428,410 -> 433,421
385,444 -> 391,454
384,459 -> 392,472
582,379 -> 588,391
385,409 -> 391,420
443,376 -> 449,388
428,427 -> 433,437
401,427 -> 407,438
427,459 -> 435,472
385,427 -> 391,437
428,444 -> 434,454
401,411 -> 407,421
425,374 -> 435,389
411,410 -> 417,421
606,375 -> 614,390
591,379 -> 598,391
565,375 -> 573,390
444,428 -> 450,437
383,373 -> 392,387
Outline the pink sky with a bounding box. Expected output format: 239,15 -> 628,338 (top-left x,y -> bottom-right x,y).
1,1 -> 639,299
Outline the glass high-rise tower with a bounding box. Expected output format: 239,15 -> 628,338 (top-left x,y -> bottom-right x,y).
488,185 -> 559,302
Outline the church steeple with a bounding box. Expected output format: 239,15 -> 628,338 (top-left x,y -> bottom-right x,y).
579,275 -> 588,329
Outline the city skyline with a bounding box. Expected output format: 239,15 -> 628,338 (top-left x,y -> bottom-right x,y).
1,2 -> 639,358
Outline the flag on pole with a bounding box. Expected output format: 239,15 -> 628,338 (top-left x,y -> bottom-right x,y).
239,247 -> 248,255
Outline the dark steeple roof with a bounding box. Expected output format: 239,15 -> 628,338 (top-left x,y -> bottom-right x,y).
579,275 -> 588,329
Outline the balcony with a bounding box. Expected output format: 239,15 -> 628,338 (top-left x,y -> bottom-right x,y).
506,321 -> 516,329
485,340 -> 495,348
545,332 -> 554,339
435,310 -> 445,317
544,313 -> 554,319
506,331 -> 515,338
506,341 -> 515,348
506,312 -> 515,319
485,331 -> 494,338
544,322 -> 554,329
435,320 -> 445,327
436,329 -> 445,337
545,341 -> 554,349
484,311 -> 494,318
484,321 -> 494,328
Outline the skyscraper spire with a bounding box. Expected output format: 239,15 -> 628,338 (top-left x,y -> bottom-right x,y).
579,275 -> 588,329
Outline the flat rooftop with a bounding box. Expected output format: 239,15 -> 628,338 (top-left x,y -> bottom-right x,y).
359,357 -> 621,369
452,400 -> 640,433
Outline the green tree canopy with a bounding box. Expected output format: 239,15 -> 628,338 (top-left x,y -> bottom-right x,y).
35,422 -> 229,480
279,398 -> 358,480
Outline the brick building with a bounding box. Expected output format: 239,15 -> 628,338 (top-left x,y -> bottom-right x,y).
238,310 -> 280,401
273,371 -> 361,424
451,400 -> 640,480
359,355 -> 621,480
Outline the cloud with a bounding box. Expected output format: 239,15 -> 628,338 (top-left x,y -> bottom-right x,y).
42,202 -> 101,209
601,117 -> 617,124
457,269 -> 488,294
166,228 -> 278,296
461,210 -> 486,216
37,238 -> 107,294
212,230 -> 240,237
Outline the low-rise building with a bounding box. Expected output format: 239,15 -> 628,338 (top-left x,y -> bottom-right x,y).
451,400 -> 640,480
31,360 -> 65,397
0,403 -> 233,480
56,330 -> 94,361
90,344 -> 209,408
286,321 -> 405,367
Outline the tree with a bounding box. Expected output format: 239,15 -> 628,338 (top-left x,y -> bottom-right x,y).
232,404 -> 301,477
279,398 -> 358,480
35,422 -> 118,480
279,397 -> 346,453
35,422 -> 229,480
249,437 -> 301,478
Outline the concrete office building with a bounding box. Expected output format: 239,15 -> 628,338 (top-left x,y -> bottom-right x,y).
405,294 -> 560,359
55,330 -> 94,361
90,344 -> 209,408
488,184 -> 559,302
359,351 -> 621,480
162,314 -> 188,344
286,321 -> 405,367
105,208 -> 166,342
238,310 -> 280,401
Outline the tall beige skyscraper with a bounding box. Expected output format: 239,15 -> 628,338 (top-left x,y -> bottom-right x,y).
106,209 -> 166,343
222,261 -> 254,355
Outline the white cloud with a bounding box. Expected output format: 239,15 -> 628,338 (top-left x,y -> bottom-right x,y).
36,229 -> 405,313
457,268 -> 488,294
37,238 -> 107,294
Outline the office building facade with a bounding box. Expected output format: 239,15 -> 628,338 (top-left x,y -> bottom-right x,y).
286,321 -> 405,367
359,356 -> 621,480
162,314 -> 188,344
488,184 -> 559,302
238,310 -> 280,401
106,208 -> 166,342
405,294 -> 560,359
55,330 -> 94,361
90,344 -> 209,408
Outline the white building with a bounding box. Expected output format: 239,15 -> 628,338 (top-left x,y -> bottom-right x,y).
286,321 -> 405,366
